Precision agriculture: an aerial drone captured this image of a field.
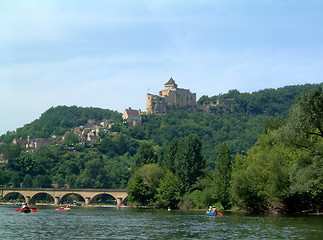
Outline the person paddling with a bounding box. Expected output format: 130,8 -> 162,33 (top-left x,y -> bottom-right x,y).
207,205 -> 218,214
15,203 -> 37,213
22,202 -> 28,209
211,206 -> 217,213
21,203 -> 30,213
208,206 -> 212,213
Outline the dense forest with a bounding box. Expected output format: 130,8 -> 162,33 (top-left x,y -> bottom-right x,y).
0,83 -> 322,213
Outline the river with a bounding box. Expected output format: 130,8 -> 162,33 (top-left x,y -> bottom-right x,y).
0,205 -> 322,239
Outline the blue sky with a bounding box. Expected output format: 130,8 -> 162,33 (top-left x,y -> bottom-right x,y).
1,0 -> 322,135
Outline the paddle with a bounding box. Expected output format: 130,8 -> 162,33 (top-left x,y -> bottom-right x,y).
15,207 -> 37,212
217,212 -> 223,216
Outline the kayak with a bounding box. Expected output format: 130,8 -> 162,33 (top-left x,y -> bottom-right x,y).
21,207 -> 31,213
206,212 -> 217,216
15,207 -> 37,213
56,207 -> 70,211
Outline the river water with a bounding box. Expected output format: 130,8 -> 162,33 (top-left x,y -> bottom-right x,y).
0,205 -> 322,239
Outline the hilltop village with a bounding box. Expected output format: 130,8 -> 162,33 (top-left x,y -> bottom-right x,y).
1,78 -> 232,157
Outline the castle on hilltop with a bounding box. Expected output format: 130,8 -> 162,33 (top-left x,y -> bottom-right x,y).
146,78 -> 196,114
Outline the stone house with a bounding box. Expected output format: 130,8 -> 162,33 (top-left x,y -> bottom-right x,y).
12,137 -> 29,146
12,136 -> 52,153
122,108 -> 142,127
25,137 -> 52,153
100,119 -> 109,128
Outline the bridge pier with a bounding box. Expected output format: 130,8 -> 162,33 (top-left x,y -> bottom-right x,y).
85,197 -> 91,206
116,198 -> 123,205
25,196 -> 30,205
54,197 -> 60,206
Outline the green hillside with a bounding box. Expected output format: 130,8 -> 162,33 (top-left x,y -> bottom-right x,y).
0,83 -> 322,213
5,106 -> 121,140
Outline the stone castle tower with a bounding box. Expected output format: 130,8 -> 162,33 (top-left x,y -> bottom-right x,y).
146,78 -> 196,114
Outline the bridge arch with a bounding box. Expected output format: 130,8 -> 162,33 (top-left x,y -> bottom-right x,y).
60,193 -> 85,205
122,196 -> 128,205
91,193 -> 117,205
3,192 -> 26,202
30,192 -> 55,205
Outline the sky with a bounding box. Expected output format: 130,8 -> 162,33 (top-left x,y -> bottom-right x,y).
1,0 -> 323,135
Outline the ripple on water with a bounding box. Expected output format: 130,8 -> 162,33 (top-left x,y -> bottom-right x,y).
0,206 -> 322,239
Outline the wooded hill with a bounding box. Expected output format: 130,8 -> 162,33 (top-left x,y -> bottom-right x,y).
1,83 -> 320,159
0,83 -> 322,213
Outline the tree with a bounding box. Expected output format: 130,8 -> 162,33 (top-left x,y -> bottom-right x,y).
127,164 -> 164,206
14,153 -> 36,175
52,173 -> 66,188
197,95 -> 211,105
230,152 -> 269,213
127,172 -> 151,206
33,175 -> 52,188
134,142 -> 157,168
10,172 -> 21,188
113,134 -> 127,155
2,143 -> 21,169
138,164 -> 164,190
175,134 -> 205,192
160,138 -> 178,172
98,136 -> 117,155
282,88 -> 323,150
63,132 -> 79,146
0,167 -> 5,185
295,87 -> 323,137
229,88 -> 323,213
75,157 -> 109,188
22,174 -> 33,187
281,88 -> 323,210
263,117 -> 286,134
214,143 -> 232,209
157,171 -> 183,209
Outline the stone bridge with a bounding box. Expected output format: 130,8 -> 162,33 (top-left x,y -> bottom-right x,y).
1,188 -> 128,206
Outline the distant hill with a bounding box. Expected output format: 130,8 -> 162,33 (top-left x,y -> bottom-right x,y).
198,83 -> 322,117
0,106 -> 121,142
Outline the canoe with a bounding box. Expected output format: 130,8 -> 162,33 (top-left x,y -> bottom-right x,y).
206,212 -> 217,216
56,207 -> 70,211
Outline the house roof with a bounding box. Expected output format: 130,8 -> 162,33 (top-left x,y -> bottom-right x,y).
165,77 -> 176,86
123,108 -> 141,118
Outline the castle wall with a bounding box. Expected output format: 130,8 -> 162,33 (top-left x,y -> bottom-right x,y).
146,94 -> 166,114
146,79 -> 196,114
